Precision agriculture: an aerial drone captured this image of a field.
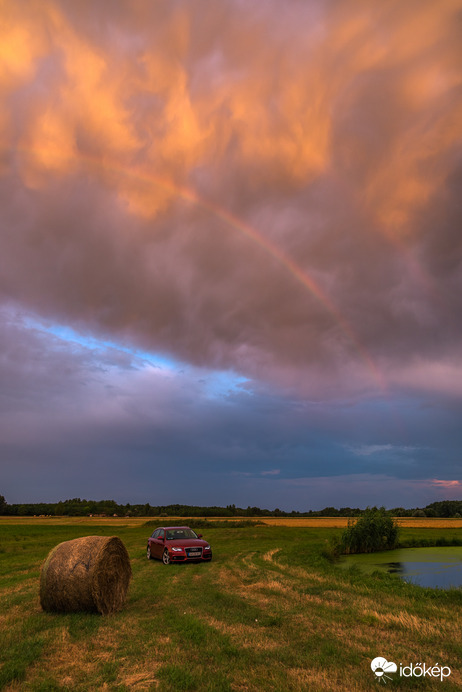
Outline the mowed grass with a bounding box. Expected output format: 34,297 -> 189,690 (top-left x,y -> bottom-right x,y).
0,522 -> 461,691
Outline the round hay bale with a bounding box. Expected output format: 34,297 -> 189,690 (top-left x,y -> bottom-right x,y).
40,535 -> 132,615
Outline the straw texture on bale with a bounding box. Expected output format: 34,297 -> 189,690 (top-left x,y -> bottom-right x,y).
40,535 -> 132,615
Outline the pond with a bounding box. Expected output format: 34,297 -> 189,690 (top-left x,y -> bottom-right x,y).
339,547 -> 462,589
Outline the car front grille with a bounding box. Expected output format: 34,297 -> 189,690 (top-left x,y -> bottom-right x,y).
185,547 -> 203,557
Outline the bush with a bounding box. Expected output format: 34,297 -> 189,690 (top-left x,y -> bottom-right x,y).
320,535 -> 342,561
340,507 -> 399,554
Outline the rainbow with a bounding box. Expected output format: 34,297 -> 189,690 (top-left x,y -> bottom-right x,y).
7,144 -> 386,390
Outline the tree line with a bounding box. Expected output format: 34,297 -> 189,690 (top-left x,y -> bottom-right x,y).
0,495 -> 461,518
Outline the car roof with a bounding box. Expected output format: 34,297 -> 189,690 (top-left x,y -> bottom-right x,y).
157,526 -> 192,530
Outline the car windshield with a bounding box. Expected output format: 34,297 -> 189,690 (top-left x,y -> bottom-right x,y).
165,529 -> 198,540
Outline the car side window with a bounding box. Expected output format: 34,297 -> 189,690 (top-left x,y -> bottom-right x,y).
151,529 -> 159,538
158,530 -> 165,540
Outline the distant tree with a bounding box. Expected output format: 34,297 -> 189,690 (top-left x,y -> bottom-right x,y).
425,500 -> 462,518
413,509 -> 426,517
0,495 -> 7,514
320,506 -> 339,517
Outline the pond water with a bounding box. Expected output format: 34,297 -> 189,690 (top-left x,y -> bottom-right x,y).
339,547 -> 462,589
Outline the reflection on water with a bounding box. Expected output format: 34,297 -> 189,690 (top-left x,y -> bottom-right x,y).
392,561 -> 462,589
340,547 -> 462,589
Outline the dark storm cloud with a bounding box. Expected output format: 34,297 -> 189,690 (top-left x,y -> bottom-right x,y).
1,311 -> 461,508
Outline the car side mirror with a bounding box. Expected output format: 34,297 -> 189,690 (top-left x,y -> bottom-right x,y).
197,534 -> 203,538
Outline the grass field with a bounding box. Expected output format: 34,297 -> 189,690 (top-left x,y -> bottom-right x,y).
0,519 -> 461,691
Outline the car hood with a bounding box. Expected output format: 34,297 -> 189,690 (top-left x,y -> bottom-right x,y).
165,538 -> 208,548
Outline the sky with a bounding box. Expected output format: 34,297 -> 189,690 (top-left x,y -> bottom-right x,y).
1,0 -> 461,510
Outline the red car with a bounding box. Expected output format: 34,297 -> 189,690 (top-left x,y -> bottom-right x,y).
146,526 -> 213,564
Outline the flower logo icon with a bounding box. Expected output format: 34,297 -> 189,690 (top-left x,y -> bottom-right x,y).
371,657 -> 398,683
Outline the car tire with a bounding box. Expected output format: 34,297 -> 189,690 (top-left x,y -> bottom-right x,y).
162,549 -> 170,565
147,545 -> 152,560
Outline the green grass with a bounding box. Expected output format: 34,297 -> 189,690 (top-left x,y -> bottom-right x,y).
0,522 -> 461,690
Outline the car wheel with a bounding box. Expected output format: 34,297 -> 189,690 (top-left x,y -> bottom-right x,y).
162,549 -> 170,565
147,545 -> 152,560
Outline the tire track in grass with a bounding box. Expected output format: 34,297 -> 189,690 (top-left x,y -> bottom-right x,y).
207,547 -> 462,688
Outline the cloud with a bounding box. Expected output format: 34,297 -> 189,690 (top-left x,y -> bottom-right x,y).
347,444 -> 418,458
1,308 -> 461,506
0,0 -> 460,399
1,1 -> 461,506
349,444 -> 394,457
389,358 -> 462,398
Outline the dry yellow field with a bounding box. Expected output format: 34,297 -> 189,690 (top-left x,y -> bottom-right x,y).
253,517 -> 462,528
0,516 -> 148,527
1,515 -> 462,528
243,517 -> 462,528
391,518 -> 462,528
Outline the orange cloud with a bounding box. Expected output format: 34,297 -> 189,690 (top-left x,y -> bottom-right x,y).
3,0 -> 459,231
431,480 -> 461,488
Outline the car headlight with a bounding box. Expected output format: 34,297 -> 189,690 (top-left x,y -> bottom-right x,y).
171,547 -> 184,552
204,544 -> 211,550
